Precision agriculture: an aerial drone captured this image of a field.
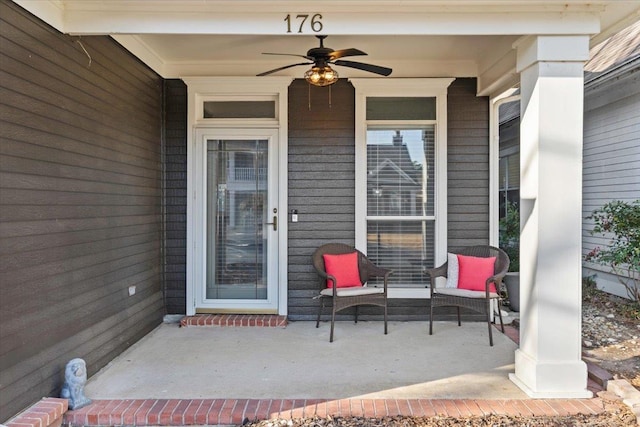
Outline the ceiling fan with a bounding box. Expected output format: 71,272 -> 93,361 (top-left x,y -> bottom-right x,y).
257,35 -> 392,86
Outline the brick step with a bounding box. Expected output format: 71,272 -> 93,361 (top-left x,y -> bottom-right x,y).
180,314 -> 287,327
6,398 -> 68,427
63,397 -> 607,426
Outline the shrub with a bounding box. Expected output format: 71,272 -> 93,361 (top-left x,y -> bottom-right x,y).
499,201 -> 519,272
585,200 -> 640,301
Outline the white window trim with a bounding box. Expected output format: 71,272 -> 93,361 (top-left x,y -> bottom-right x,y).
350,78 -> 454,298
195,94 -> 279,126
490,92 -> 520,246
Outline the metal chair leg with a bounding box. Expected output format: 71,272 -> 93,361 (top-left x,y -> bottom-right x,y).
487,301 -> 494,346
497,299 -> 505,332
316,298 -> 323,328
330,305 -> 336,342
456,307 -> 461,326
384,302 -> 388,335
354,305 -> 359,323
429,301 -> 434,335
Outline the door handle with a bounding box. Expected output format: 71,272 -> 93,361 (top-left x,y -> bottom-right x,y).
265,215 -> 277,231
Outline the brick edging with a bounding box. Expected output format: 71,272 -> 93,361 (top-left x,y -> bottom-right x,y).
62,397 -> 607,426
5,398 -> 68,427
180,314 -> 288,327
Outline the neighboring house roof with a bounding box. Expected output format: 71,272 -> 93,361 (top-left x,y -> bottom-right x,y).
585,20 -> 640,82
367,139 -> 422,187
499,21 -> 640,125
369,158 -> 418,186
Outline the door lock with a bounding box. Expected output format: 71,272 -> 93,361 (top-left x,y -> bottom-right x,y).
266,215 -> 277,231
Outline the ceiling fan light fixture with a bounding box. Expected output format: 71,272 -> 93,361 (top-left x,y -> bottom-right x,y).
304,65 -> 339,86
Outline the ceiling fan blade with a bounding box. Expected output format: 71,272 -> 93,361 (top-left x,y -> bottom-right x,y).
329,48 -> 367,60
262,52 -> 314,61
333,60 -> 393,76
256,62 -> 311,76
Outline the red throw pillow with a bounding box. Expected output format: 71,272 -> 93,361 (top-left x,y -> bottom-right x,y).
323,252 -> 362,288
456,254 -> 497,293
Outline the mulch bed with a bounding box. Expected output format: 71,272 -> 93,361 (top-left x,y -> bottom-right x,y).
243,398 -> 636,427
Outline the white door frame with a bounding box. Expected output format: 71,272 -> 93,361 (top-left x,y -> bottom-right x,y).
193,128 -> 279,312
184,77 -> 292,316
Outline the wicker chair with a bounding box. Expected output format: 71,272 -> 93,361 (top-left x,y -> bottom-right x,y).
312,243 -> 392,342
424,245 -> 510,346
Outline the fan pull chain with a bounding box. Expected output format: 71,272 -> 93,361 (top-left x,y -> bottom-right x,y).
308,83 -> 312,111
329,85 -> 332,109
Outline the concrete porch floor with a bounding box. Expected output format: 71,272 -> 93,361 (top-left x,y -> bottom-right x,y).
85,320 -> 524,401
55,318 -> 611,426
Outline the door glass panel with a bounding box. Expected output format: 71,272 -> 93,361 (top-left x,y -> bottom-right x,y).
206,139 -> 268,299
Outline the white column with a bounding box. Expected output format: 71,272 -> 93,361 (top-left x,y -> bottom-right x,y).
509,35 -> 591,398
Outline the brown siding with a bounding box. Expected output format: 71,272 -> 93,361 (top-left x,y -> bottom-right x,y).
287,79 -> 357,320
0,0 -> 164,421
447,78 -> 491,249
163,80 -> 188,314
287,78 -> 489,321
152,79 -> 489,321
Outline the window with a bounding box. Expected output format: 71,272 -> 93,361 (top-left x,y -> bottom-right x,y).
352,79 -> 453,296
498,151 -> 520,218
203,101 -> 275,119
366,127 -> 435,288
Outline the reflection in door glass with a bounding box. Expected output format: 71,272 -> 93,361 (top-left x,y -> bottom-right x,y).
206,140 -> 268,300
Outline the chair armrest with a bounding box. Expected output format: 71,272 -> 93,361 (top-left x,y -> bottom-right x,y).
361,256 -> 392,277
485,272 -> 506,297
424,262 -> 448,297
365,263 -> 393,278
361,259 -> 392,292
424,263 -> 448,280
314,269 -> 339,296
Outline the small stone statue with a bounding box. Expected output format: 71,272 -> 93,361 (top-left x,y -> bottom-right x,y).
60,358 -> 92,410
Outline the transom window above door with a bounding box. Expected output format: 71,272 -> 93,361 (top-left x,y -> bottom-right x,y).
351,79 -> 453,297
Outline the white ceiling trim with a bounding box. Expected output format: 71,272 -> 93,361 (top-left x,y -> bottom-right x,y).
42,1 -> 612,14
161,59 -> 478,80
112,35 -> 167,75
477,50 -> 518,97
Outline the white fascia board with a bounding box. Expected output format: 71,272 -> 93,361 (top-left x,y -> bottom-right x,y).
12,0 -> 65,32
61,10 -> 600,36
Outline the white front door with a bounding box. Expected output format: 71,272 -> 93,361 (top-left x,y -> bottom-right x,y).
193,128 -> 279,312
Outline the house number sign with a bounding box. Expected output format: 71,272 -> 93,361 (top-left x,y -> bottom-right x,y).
284,14 -> 323,33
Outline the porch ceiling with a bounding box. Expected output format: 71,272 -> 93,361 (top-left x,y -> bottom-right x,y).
13,0 -> 640,96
